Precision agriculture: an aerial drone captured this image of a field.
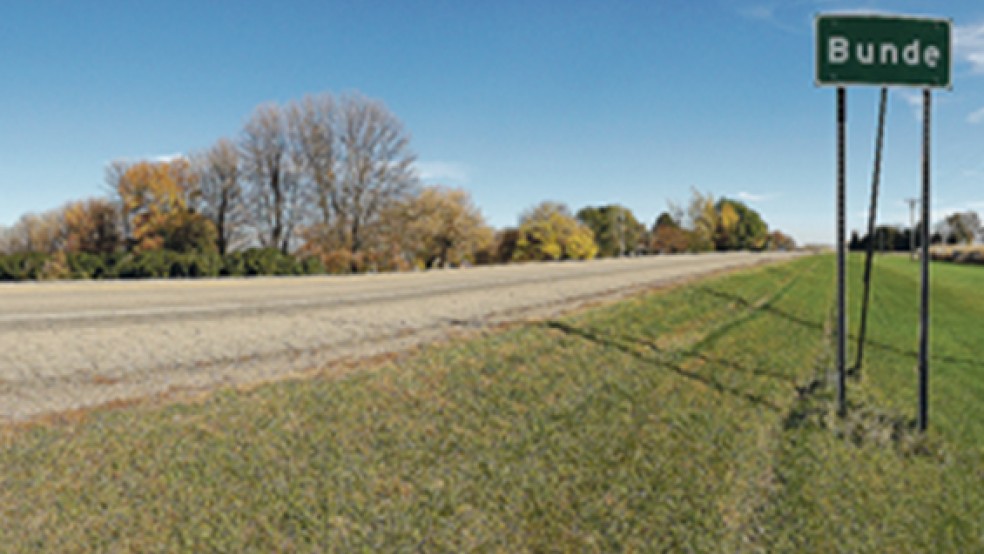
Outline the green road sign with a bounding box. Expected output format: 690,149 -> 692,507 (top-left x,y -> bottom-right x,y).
816,14 -> 951,88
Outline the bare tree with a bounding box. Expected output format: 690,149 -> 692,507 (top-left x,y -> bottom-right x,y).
194,138 -> 247,254
240,103 -> 303,254
104,160 -> 131,247
0,225 -> 11,254
289,94 -> 339,234
3,211 -> 65,254
335,94 -> 417,254
288,93 -> 418,266
2,201 -> 120,255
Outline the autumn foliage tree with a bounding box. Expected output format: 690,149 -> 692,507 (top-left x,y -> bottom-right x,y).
513,202 -> 598,261
492,228 -> 521,264
576,204 -> 647,257
392,186 -> 493,268
117,159 -> 217,253
714,198 -> 768,251
650,212 -> 691,253
766,230 -> 796,251
62,198 -> 121,254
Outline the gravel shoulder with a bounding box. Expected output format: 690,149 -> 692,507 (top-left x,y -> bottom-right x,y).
0,252 -> 804,421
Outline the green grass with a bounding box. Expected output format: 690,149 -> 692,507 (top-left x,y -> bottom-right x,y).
1,254 -> 982,552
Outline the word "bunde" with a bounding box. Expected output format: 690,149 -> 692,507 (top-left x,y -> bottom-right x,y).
827,37 -> 942,69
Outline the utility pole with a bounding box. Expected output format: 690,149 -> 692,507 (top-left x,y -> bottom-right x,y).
905,198 -> 918,261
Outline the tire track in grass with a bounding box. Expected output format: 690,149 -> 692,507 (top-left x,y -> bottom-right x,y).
738,259 -> 838,550
685,257 -> 833,550
543,256 -> 830,549
542,255 -> 831,549
550,256 -> 821,400
540,257 -> 825,545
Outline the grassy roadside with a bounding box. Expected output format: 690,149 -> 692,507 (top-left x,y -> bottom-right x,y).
760,255 -> 984,551
0,254 -> 981,551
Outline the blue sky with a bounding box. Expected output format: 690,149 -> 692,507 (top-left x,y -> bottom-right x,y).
1,1 -> 983,245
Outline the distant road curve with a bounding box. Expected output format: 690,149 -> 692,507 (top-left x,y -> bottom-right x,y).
0,251 -> 804,421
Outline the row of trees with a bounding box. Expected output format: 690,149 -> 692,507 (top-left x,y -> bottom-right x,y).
0,188 -> 793,280
0,91 -> 796,280
649,189 -> 795,254
0,93 -> 466,273
495,190 -> 794,263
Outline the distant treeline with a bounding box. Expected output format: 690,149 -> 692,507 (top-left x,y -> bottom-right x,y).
849,227 -> 920,252
0,90 -> 797,281
850,211 -> 982,253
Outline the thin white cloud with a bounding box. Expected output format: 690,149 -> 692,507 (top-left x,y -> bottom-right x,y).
152,153 -> 186,163
899,90 -> 921,107
738,3 -> 899,36
968,106 -> 984,125
955,22 -> 984,74
415,161 -> 470,184
737,191 -> 774,203
736,3 -> 802,34
818,7 -> 892,16
101,154 -> 187,168
739,5 -> 774,22
897,90 -> 924,120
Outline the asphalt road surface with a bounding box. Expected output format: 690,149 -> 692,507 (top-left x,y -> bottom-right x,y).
0,252 -> 802,421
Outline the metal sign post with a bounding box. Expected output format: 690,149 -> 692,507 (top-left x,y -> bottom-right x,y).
836,87 -> 847,416
854,88 -> 888,375
816,13 -> 950,428
919,89 -> 931,431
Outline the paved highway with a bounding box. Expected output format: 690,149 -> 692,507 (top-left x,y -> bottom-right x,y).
0,252 -> 802,421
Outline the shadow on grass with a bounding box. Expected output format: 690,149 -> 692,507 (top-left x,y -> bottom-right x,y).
697,285 -> 984,371
544,320 -> 781,414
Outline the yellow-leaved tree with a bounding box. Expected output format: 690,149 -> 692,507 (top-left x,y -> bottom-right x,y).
396,186 -> 494,268
117,159 -> 217,253
513,202 -> 598,262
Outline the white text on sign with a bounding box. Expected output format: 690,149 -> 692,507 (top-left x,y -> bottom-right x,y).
827,37 -> 942,69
